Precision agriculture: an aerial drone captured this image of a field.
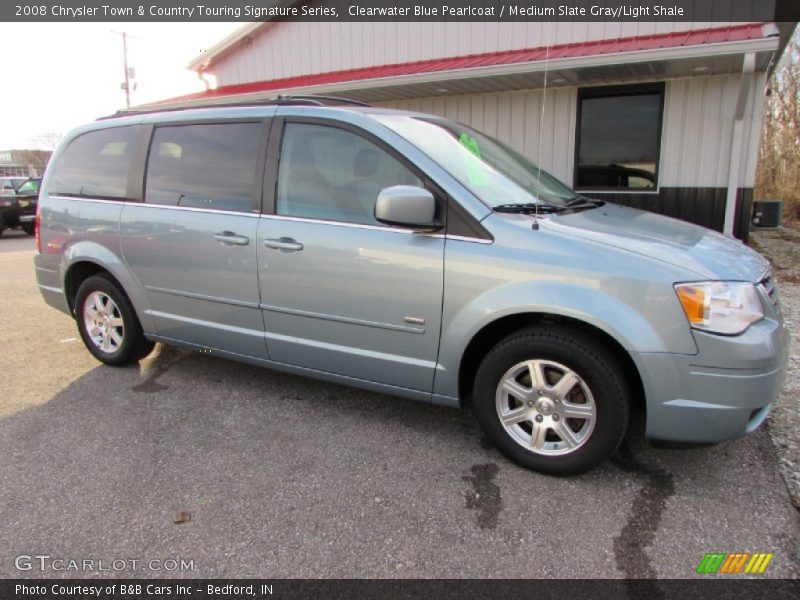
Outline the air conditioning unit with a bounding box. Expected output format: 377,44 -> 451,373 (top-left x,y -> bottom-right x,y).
752,200 -> 782,228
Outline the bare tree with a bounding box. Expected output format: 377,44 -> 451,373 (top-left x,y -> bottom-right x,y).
14,149 -> 51,174
31,132 -> 63,152
755,31 -> 800,221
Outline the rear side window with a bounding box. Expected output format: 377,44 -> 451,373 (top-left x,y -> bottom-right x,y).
49,126 -> 138,199
145,123 -> 261,213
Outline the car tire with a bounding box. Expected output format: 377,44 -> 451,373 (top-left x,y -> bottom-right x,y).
473,326 -> 630,475
75,275 -> 154,366
22,224 -> 34,235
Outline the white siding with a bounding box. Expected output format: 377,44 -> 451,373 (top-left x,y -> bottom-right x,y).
660,74 -> 763,187
211,20 -> 738,87
378,73 -> 764,189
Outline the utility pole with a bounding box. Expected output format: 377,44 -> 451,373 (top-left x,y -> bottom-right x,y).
122,31 -> 130,108
111,30 -> 133,107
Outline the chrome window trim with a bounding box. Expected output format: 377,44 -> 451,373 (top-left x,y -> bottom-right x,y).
49,195 -> 126,205
259,213 -> 492,243
48,195 -> 260,217
260,213 -> 415,234
47,195 -> 491,242
445,234 -> 494,245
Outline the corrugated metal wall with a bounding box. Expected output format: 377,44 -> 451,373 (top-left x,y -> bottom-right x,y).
211,20 -> 740,87
661,73 -> 764,188
378,74 -> 763,189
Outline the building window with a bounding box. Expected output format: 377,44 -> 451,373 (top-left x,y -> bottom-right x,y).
574,84 -> 664,191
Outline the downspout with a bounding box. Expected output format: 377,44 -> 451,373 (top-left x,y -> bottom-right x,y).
723,52 -> 755,237
196,68 -> 213,91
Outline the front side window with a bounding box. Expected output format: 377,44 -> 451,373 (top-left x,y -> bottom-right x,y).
575,84 -> 664,190
145,123 -> 261,212
276,122 -> 422,225
48,126 -> 138,199
375,115 -> 578,208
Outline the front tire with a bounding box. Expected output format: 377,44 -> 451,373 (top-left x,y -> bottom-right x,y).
22,224 -> 34,235
473,326 -> 630,475
75,275 -> 154,366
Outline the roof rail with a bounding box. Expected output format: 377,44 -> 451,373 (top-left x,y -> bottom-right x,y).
275,94 -> 371,107
99,94 -> 371,120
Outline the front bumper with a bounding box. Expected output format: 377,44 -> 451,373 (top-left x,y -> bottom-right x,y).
636,315 -> 790,444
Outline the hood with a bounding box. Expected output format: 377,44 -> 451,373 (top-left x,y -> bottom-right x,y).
541,202 -> 769,281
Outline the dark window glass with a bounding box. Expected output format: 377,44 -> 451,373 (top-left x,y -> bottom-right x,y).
16,180 -> 39,194
145,123 -> 261,212
576,86 -> 663,190
277,123 -> 422,225
49,126 -> 138,199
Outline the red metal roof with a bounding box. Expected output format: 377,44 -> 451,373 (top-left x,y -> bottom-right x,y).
162,23 -> 770,105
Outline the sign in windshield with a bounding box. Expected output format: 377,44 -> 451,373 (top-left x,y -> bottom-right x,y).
376,115 -> 578,208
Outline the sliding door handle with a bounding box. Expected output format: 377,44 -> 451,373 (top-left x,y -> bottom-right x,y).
264,237 -> 304,252
214,231 -> 250,246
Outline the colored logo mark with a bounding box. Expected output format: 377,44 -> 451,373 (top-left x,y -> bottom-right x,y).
696,552 -> 774,574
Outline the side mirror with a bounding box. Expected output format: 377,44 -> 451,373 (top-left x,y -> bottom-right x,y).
374,185 -> 439,230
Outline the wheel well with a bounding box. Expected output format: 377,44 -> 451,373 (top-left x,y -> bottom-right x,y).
458,313 -> 645,412
64,262 -> 119,315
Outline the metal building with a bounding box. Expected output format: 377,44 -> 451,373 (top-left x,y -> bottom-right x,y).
144,5 -> 797,240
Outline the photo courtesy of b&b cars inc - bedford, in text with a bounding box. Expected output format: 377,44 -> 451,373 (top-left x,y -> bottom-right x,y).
1,1 -> 799,599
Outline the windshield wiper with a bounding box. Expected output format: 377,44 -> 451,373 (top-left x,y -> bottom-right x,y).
493,202 -> 566,214
564,196 -> 605,209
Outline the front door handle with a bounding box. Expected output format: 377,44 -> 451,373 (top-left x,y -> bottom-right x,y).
264,237 -> 304,252
214,231 -> 250,246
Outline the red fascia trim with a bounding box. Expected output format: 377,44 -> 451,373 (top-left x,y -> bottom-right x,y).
164,23 -> 769,105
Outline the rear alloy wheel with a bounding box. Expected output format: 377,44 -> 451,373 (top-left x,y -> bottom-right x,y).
75,275 -> 154,366
473,326 -> 629,475
83,291 -> 125,355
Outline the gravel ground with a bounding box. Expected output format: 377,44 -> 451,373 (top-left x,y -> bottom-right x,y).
750,225 -> 800,508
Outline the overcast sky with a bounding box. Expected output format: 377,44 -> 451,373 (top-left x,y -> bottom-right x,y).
0,22 -> 243,150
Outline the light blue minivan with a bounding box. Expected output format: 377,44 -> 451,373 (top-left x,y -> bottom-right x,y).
34,97 -> 789,474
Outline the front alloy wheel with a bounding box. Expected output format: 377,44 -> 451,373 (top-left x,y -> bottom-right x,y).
473,326 -> 630,475
496,359 -> 596,456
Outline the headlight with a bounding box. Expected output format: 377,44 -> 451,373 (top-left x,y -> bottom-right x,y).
674,281 -> 764,335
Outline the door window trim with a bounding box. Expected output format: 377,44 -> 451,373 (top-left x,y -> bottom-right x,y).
133,118 -> 272,214
263,115 -> 492,241
264,116 -> 437,228
46,124 -> 142,203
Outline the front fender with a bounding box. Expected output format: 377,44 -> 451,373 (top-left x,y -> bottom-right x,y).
61,240 -> 155,334
433,279 -> 697,399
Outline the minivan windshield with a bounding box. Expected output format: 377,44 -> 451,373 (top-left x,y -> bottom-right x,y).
375,115 -> 579,208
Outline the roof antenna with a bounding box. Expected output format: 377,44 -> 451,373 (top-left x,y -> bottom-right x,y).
533,43 -> 550,231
